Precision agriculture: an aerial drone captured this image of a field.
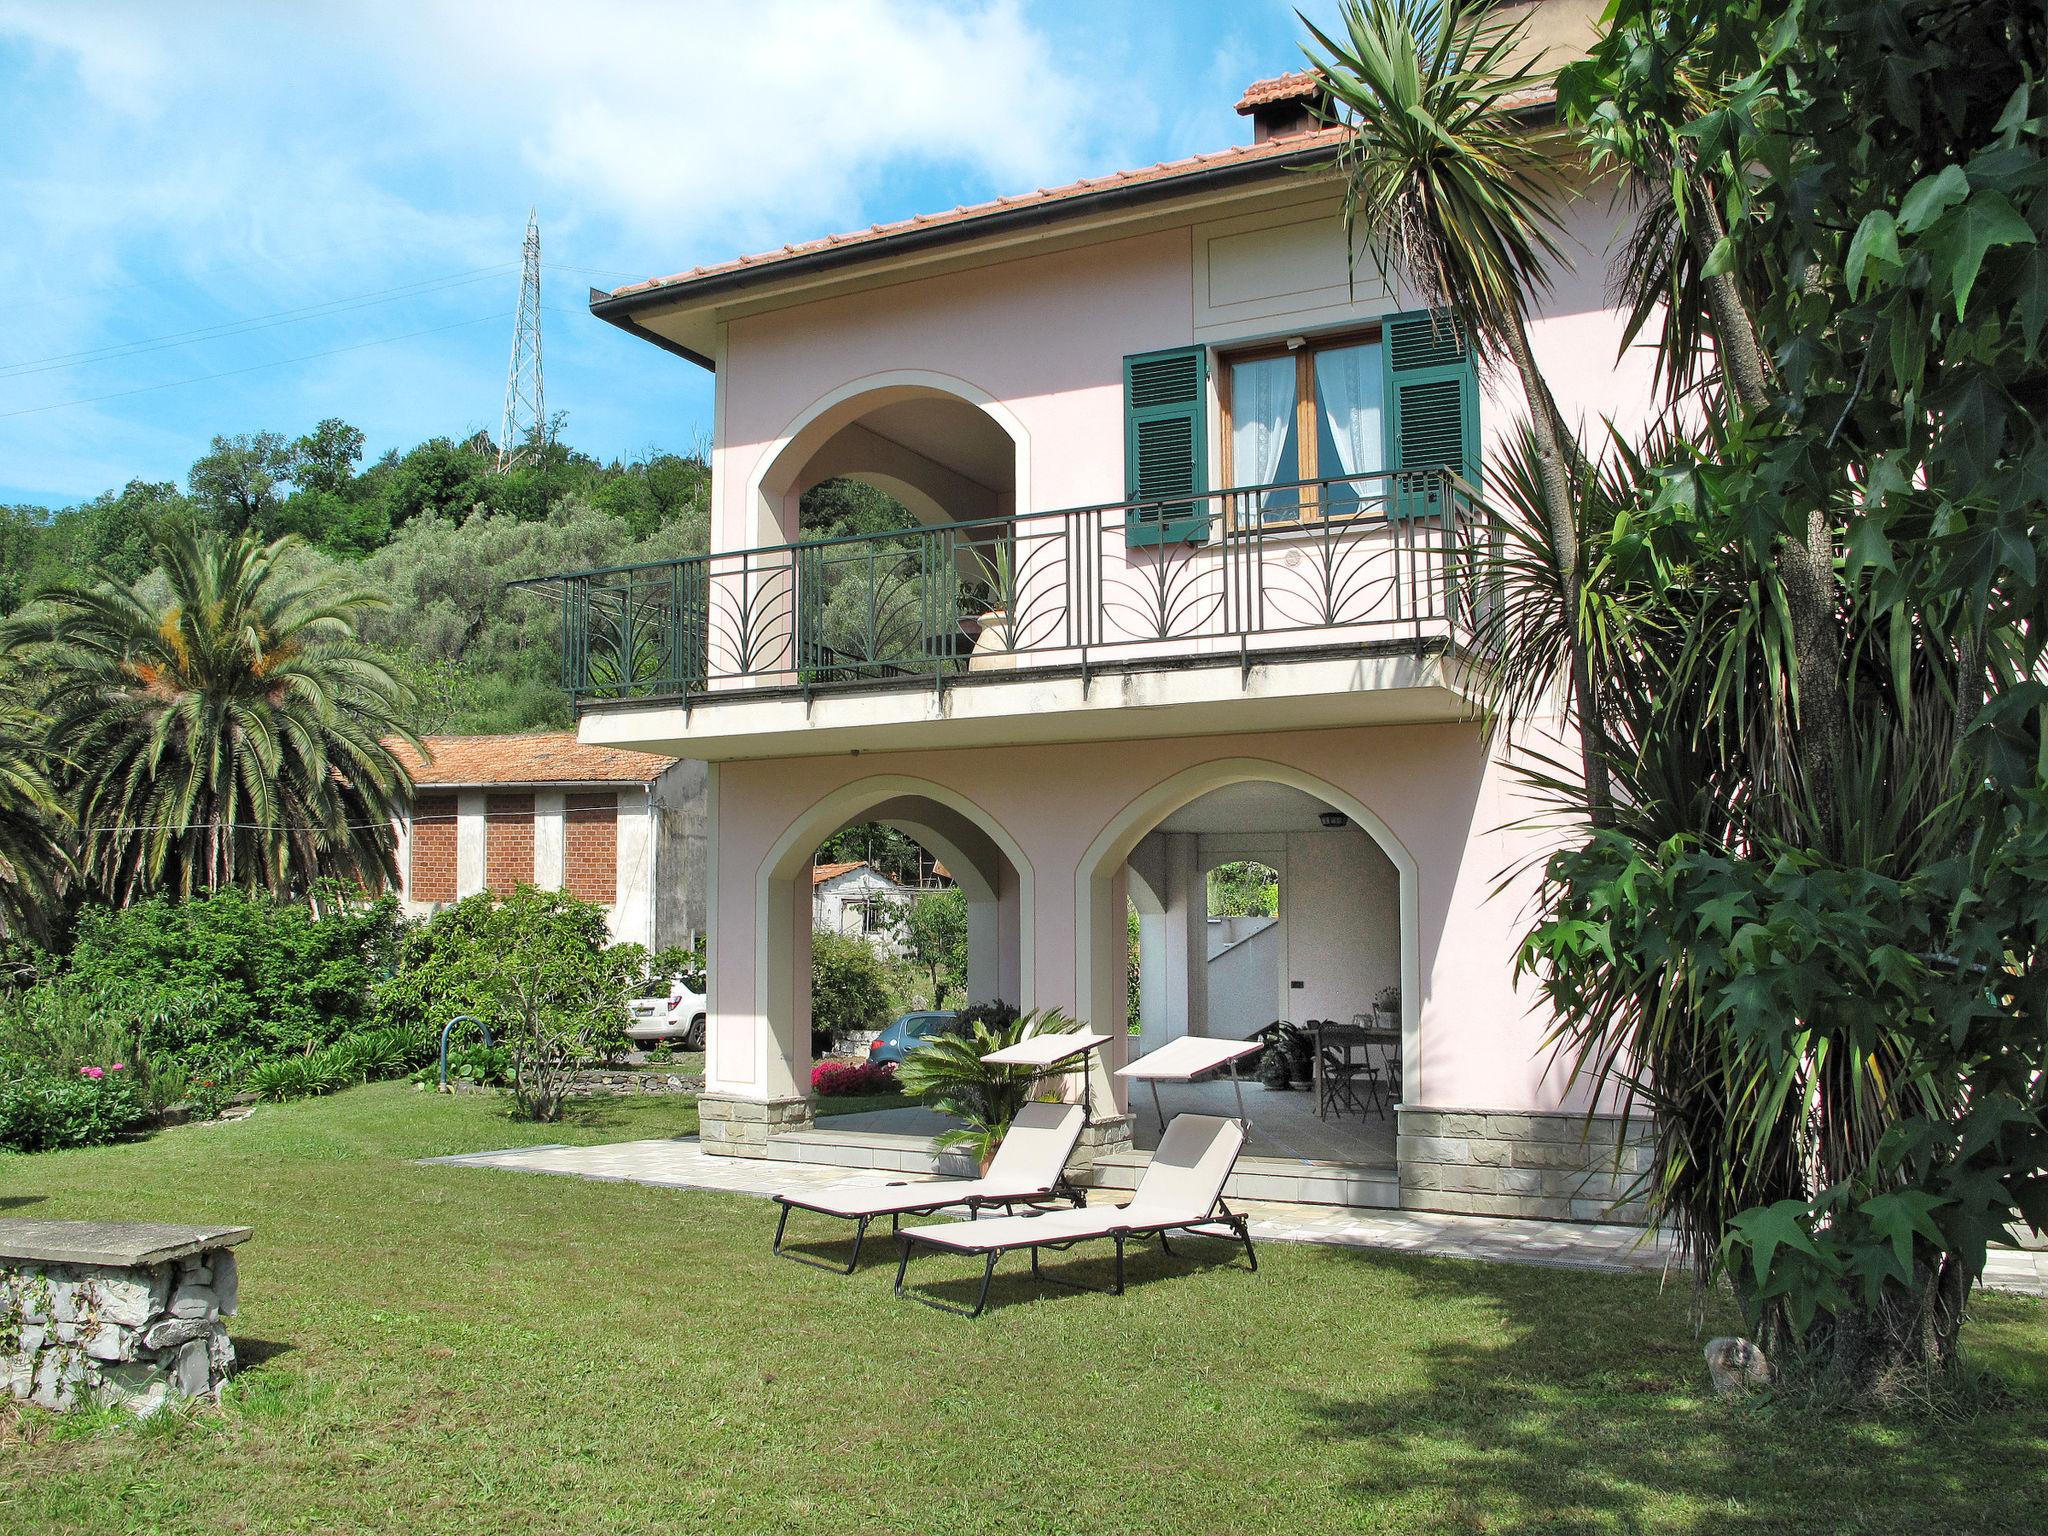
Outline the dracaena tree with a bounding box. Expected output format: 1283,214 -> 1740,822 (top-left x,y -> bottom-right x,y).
6,527 -> 417,902
1465,0 -> 2048,1392
1304,0 -> 1612,819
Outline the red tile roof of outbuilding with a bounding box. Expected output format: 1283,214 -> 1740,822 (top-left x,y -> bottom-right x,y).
387,732 -> 680,788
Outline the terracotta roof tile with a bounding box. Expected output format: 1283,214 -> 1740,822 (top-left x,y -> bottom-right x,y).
811,860 -> 867,886
387,732 -> 681,788
1235,71 -> 1323,113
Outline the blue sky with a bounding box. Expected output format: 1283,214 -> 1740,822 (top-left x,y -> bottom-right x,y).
0,0 -> 1338,509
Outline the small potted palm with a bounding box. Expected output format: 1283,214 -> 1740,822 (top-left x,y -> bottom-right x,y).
896,1003 -> 1081,1171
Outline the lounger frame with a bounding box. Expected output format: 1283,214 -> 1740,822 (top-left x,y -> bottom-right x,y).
771,1175 -> 1087,1274
891,1199 -> 1258,1317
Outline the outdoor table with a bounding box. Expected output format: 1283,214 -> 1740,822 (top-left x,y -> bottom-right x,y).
980,1030 -> 1113,1125
1312,1022 -> 1401,1121
1115,1034 -> 1262,1133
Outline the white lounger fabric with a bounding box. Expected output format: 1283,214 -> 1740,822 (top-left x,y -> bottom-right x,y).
902,1114 -> 1246,1253
780,1100 -> 1085,1218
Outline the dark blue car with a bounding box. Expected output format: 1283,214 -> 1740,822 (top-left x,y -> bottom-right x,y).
866,1010 -> 962,1066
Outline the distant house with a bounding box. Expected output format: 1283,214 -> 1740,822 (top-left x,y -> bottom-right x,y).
810,860 -> 917,949
386,732 -> 706,950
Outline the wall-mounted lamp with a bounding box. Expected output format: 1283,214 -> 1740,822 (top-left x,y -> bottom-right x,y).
1318,810 -> 1348,829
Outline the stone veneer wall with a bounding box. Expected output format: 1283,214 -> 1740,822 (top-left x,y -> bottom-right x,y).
1397,1107 -> 1654,1223
2,1247 -> 238,1415
1072,1112 -> 1134,1170
699,1092 -> 813,1156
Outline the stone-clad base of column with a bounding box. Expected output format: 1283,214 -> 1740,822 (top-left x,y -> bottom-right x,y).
1071,1113 -> 1134,1171
698,1093 -> 812,1157
1397,1107 -> 1654,1224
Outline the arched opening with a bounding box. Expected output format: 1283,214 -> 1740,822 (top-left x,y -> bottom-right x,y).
754,375 -> 1028,547
1077,761 -> 1416,1175
724,777 -> 1032,1119
738,380 -> 1032,686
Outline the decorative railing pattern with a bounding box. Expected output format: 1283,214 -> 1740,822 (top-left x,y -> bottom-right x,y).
526,470 -> 1484,706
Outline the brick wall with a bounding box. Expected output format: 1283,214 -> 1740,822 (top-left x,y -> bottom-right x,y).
485,793 -> 536,895
409,793 -> 458,902
563,791 -> 619,903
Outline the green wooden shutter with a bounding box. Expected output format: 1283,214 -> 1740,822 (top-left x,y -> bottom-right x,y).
1381,309 -> 1479,518
1123,347 -> 1209,547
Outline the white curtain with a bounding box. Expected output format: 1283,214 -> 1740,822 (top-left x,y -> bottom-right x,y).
1315,343 -> 1384,484
1231,355 -> 1294,518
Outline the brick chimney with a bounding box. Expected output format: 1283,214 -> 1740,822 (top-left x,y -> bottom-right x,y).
1234,71 -> 1333,143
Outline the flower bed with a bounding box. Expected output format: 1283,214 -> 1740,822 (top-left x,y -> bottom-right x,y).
810,1060 -> 898,1098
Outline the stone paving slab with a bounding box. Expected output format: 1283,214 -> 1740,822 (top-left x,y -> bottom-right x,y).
420,1137 -> 2047,1297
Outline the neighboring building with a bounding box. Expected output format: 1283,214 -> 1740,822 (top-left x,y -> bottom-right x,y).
524,0 -> 1655,1219
810,860 -> 916,948
386,733 -> 706,951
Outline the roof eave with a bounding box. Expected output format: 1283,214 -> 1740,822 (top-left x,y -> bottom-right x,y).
587,135 -> 1349,344
588,291 -> 716,372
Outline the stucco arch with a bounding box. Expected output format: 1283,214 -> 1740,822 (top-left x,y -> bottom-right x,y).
729,774 -> 1035,1099
1074,758 -> 1424,1104
746,370 -> 1033,548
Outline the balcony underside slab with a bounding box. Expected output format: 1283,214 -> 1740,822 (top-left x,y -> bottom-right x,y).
579,644 -> 1481,761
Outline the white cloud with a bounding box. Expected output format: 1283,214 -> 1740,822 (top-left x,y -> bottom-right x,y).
0,0 -> 1167,499
380,0 -> 1118,255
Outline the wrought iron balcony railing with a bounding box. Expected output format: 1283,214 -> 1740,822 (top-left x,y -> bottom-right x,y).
520,469 -> 1484,708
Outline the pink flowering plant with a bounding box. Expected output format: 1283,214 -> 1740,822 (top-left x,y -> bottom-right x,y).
810,1060 -> 899,1098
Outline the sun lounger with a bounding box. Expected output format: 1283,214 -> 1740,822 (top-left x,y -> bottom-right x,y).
892,1113 -> 1256,1316
770,1100 -> 1087,1273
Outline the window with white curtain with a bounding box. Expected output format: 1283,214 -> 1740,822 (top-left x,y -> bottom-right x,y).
1225,334 -> 1385,526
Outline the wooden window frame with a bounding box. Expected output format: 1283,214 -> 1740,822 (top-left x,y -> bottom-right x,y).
1217,324 -> 1384,530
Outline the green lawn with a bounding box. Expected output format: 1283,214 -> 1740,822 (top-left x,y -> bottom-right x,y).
1,1083 -> 2043,1535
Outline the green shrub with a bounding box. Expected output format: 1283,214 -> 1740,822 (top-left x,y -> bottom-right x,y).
410,1041 -> 514,1088
378,886 -> 641,1121
0,980 -> 194,1115
0,1063 -> 145,1152
245,1057 -> 320,1103
65,887 -> 400,1063
810,931 -> 893,1043
376,887 -> 635,1058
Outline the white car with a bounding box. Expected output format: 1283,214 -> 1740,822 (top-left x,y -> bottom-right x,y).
626,979 -> 707,1051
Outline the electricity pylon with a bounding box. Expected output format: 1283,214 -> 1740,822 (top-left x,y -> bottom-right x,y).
496,208 -> 545,472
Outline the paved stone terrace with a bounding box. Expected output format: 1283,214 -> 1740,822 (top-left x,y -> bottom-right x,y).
421,1137 -> 2048,1297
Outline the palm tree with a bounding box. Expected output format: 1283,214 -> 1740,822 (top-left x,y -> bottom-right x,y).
896,1008 -> 1081,1167
6,527 -> 417,902
0,682 -> 69,941
1303,0 -> 1610,817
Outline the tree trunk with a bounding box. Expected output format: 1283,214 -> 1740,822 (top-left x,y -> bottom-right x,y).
1682,201 -> 1845,834
1685,196 -> 1772,414
1501,311 -> 1613,826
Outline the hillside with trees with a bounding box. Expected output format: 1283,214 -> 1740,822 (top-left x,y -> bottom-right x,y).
0,422 -> 712,735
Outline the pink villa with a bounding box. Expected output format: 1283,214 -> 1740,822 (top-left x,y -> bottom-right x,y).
535,0 -> 1654,1217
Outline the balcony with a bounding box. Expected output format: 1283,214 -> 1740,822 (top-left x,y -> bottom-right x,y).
525,470 -> 1490,758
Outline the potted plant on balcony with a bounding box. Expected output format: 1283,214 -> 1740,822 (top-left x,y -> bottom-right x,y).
962,543 -> 1021,672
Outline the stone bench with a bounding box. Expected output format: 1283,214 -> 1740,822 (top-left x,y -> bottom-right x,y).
0,1219 -> 249,1415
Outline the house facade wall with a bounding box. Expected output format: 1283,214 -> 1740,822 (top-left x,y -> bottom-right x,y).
660,167 -> 1657,1216
394,762 -> 706,950
711,181 -> 1660,551
703,722 -> 1580,1114
811,866 -> 915,946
